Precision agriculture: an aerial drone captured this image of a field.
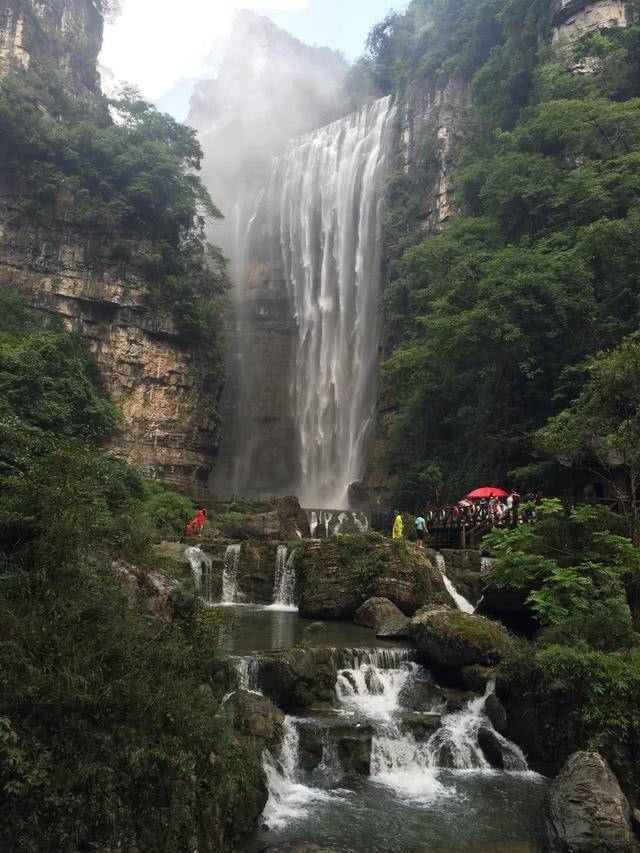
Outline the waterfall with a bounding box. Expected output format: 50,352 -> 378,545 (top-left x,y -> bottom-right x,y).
336,657 -> 422,720
262,717 -> 336,830
234,656 -> 261,694
270,546 -> 297,610
434,552 -> 475,614
225,96 -> 396,505
222,544 -> 241,604
185,546 -> 213,603
279,96 -> 396,506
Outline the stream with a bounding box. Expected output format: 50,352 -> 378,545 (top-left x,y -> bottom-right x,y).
186,544 -> 548,851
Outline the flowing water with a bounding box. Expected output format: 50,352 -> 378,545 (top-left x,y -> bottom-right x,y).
221,97 -> 396,505
222,544 -> 241,605
254,638 -> 546,852
184,546 -> 214,603
270,546 -> 297,610
435,552 -> 476,614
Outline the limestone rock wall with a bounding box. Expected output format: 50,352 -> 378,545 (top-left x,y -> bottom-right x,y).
552,0 -> 628,42
0,0 -> 102,94
0,0 -> 224,488
399,75 -> 470,229
0,216 -> 222,484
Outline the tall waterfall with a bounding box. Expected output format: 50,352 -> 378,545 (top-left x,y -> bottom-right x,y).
280,96 -> 395,506
221,96 -> 396,505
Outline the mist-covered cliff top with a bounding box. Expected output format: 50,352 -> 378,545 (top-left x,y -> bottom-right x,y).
187,10 -> 349,135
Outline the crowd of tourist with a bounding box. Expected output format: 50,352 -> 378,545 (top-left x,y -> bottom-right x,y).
386,491 -> 543,542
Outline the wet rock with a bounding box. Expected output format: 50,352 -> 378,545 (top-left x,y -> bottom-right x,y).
410,609 -> 510,670
231,691 -> 284,746
477,726 -> 505,769
258,647 -> 337,710
399,676 -> 443,712
545,752 -> 638,852
298,534 -> 453,620
400,712 -> 442,742
376,612 -> 411,639
304,621 -> 325,634
485,693 -> 507,735
354,596 -> 403,629
460,664 -> 495,693
297,720 -> 373,777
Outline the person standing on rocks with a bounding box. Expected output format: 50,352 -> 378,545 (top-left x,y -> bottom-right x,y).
414,513 -> 427,548
392,510 -> 404,540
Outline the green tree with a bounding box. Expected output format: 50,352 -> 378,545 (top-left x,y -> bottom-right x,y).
538,335 -> 640,544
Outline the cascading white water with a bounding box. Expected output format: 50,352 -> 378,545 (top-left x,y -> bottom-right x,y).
435,552 -> 475,614
262,717 -> 337,830
235,656 -> 262,694
276,96 -> 396,507
185,546 -> 214,603
270,546 -> 297,610
222,544 -> 241,604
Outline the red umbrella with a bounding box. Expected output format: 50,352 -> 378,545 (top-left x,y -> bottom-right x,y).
466,486 -> 509,499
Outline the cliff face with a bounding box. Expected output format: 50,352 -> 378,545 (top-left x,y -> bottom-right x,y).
0,0 -> 222,488
0,0 -> 102,93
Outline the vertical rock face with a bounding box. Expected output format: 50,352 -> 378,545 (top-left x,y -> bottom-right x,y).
400,76 -> 469,229
0,0 -> 223,488
0,0 -> 102,94
552,0 -> 628,42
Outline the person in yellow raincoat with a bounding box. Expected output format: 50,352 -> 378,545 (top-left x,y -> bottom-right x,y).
392,510 -> 404,540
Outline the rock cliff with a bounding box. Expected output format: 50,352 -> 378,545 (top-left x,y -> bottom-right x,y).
0,0 -> 223,488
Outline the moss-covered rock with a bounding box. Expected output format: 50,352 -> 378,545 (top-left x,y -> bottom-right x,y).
297,534 -> 452,620
258,647 -> 338,710
410,610 -> 510,671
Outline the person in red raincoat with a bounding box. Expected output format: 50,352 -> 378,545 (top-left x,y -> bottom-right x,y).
186,508 -> 208,536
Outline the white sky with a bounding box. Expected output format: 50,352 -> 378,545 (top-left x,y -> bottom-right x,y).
101,0 -> 312,102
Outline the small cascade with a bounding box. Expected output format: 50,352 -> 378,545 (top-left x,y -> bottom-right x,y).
270,546 -> 297,610
235,656 -> 262,694
222,544 -> 241,604
332,647 -> 414,672
306,510 -> 371,538
435,552 -> 475,614
185,546 -> 214,603
262,717 -> 336,830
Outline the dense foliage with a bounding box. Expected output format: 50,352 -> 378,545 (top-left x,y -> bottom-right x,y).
0,302 -> 256,851
484,501 -> 640,790
0,68 -> 228,343
364,0 -> 640,505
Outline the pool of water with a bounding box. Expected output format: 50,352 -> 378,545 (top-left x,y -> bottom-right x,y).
247,770 -> 547,853
216,605 -> 405,654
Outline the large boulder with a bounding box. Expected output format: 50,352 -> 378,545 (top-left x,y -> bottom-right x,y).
354,596 -> 402,628
231,690 -> 284,746
545,752 -> 638,852
353,596 -> 411,638
297,534 -> 453,620
258,647 -> 337,710
409,610 -> 509,671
